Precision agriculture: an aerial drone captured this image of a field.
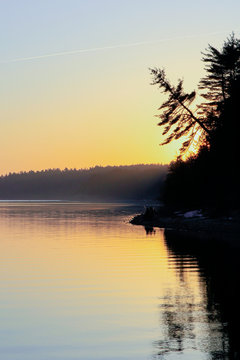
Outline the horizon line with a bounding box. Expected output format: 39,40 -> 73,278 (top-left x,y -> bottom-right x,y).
0,163 -> 169,176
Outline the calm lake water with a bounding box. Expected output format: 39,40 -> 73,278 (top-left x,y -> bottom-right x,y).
0,202 -> 239,360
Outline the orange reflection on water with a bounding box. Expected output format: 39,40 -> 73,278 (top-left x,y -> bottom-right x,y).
0,202 -> 211,360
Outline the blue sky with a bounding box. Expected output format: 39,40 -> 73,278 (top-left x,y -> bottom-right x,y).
0,0 -> 239,173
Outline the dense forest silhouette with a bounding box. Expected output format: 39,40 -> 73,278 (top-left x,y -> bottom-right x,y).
151,34 -> 240,211
0,165 -> 167,201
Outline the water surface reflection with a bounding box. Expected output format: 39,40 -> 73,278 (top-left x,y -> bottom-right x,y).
162,230 -> 240,360
0,202 -> 238,359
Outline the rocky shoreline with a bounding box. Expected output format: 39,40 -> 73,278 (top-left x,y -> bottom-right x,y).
130,206 -> 240,244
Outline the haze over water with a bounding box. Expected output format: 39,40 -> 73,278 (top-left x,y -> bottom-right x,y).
0,202 -> 237,359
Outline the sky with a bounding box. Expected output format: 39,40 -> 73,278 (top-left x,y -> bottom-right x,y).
0,0 -> 239,174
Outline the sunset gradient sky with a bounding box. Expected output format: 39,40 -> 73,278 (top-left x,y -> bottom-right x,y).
0,0 -> 239,174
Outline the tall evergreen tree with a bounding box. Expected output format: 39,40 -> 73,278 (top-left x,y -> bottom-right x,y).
151,34 -> 240,210
199,33 -> 240,162
151,33 -> 240,159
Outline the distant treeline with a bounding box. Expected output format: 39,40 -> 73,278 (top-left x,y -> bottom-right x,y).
0,165 -> 167,201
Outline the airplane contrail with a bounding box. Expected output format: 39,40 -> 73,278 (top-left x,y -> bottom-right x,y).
1,30 -> 237,64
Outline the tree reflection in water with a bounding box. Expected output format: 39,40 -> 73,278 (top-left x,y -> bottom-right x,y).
144,225 -> 156,235
153,229 -> 240,360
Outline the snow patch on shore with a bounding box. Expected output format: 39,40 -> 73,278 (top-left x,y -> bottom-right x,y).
183,210 -> 203,218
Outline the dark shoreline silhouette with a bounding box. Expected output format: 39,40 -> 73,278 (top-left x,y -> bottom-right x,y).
131,206 -> 240,241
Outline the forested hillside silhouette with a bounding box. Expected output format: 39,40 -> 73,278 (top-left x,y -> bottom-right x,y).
0,165 -> 167,201
151,34 -> 240,211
